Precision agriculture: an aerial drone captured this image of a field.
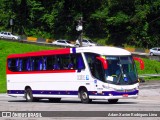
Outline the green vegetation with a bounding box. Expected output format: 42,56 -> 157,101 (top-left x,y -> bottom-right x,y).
0,40 -> 159,93
136,58 -> 160,74
136,58 -> 160,81
0,0 -> 160,48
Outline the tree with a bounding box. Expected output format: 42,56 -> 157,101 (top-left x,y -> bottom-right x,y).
0,0 -> 160,48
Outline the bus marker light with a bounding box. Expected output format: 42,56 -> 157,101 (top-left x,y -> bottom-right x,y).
92,91 -> 97,95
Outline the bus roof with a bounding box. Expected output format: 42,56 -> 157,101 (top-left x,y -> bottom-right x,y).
76,46 -> 131,56
7,46 -> 131,58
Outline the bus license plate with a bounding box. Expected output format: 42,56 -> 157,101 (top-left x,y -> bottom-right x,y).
123,94 -> 128,97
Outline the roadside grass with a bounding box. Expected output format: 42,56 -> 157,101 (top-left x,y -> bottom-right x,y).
0,40 -> 160,93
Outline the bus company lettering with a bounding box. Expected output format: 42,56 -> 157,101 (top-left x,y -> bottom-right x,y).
77,75 -> 86,80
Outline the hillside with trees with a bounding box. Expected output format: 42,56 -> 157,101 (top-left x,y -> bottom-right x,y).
0,0 -> 160,48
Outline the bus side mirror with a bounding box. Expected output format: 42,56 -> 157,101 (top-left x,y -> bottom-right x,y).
96,57 -> 108,70
133,57 -> 144,70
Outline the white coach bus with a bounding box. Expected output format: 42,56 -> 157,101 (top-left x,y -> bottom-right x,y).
6,46 -> 144,103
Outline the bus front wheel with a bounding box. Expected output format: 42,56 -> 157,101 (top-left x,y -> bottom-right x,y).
108,99 -> 118,104
80,89 -> 92,103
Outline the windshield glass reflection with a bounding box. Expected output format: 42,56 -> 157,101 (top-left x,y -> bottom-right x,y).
105,56 -> 138,85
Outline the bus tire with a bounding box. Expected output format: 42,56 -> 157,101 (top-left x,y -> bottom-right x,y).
49,98 -> 61,103
108,99 -> 118,104
80,89 -> 92,103
25,88 -> 34,102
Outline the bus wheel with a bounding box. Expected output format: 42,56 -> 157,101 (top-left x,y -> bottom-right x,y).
80,89 -> 92,103
25,88 -> 34,102
49,98 -> 61,103
108,99 -> 118,104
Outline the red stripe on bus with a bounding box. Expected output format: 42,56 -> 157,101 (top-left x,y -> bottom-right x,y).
7,48 -> 71,58
6,69 -> 76,74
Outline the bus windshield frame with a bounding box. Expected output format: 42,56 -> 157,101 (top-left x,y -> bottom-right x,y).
84,53 -> 139,85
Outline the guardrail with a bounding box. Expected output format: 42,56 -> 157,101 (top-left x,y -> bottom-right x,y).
139,74 -> 160,78
132,52 -> 160,62
138,74 -> 160,82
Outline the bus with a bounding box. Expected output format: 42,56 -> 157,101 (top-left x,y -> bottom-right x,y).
6,46 -> 144,103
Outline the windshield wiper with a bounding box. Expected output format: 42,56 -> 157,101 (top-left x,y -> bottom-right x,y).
116,72 -> 122,85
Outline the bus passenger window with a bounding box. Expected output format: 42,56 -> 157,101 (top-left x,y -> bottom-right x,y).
8,58 -> 26,72
26,58 -> 31,71
38,59 -> 43,70
53,56 -> 60,70
18,59 -> 23,71
77,54 -> 85,71
43,57 -> 47,70
33,57 -> 44,71
68,62 -> 74,69
67,56 -> 75,69
7,59 -> 17,72
59,55 -> 69,69
15,59 -> 19,71
53,64 -> 60,70
46,56 -> 53,70
30,57 -> 43,71
7,59 -> 12,70
31,58 -> 35,71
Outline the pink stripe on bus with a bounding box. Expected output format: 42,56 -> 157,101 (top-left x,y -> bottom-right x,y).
7,48 -> 71,58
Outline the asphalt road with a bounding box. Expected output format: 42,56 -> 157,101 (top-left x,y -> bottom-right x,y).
0,81 -> 160,120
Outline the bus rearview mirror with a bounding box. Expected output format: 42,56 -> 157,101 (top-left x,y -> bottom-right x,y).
133,57 -> 144,70
96,57 -> 108,70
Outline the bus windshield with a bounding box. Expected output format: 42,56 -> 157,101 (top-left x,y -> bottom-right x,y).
105,56 -> 138,85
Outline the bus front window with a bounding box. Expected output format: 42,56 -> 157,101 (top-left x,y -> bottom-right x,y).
105,56 -> 138,85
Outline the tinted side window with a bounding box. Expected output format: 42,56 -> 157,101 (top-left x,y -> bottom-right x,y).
45,56 -> 53,70
8,59 -> 18,71
45,54 -> 85,70
7,54 -> 86,72
8,58 -> 32,72
84,53 -> 104,80
30,57 -> 44,71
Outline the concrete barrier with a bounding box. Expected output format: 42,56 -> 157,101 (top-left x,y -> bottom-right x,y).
37,38 -> 46,42
149,56 -> 160,62
46,39 -> 53,43
124,47 -> 135,52
124,47 -> 149,53
135,48 -> 145,53
27,37 -> 37,42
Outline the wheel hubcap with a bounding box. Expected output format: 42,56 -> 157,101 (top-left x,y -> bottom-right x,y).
27,93 -> 31,100
82,92 -> 87,99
